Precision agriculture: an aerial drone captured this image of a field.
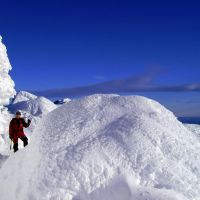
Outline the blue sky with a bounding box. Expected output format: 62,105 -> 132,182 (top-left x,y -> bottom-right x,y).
1,0 -> 200,116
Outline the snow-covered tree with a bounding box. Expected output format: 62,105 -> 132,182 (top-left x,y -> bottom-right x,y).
0,36 -> 16,107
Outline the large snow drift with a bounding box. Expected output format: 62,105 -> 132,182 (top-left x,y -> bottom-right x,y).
0,36 -> 16,106
0,94 -> 199,200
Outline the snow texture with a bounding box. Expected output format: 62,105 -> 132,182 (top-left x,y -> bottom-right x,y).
0,36 -> 16,106
9,93 -> 57,117
0,36 -> 16,160
185,124 -> 200,137
0,107 -> 12,156
0,94 -> 199,200
12,91 -> 37,104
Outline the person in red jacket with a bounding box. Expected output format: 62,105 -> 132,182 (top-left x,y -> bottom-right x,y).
9,111 -> 31,152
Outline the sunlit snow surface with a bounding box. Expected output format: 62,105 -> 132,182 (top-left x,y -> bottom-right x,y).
9,92 -> 57,118
0,94 -> 200,200
185,124 -> 200,138
0,36 -> 15,106
12,91 -> 37,104
0,36 -> 16,158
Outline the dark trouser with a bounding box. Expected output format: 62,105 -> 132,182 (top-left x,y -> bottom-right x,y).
13,136 -> 28,153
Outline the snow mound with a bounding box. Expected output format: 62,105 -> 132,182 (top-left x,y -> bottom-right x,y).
0,36 -> 16,159
0,94 -> 199,200
9,95 -> 57,116
0,36 -> 16,106
12,91 -> 37,104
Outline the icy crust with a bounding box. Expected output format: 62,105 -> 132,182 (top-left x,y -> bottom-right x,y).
0,94 -> 199,200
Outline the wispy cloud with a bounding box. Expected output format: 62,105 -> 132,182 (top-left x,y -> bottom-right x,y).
31,71 -> 200,98
93,75 -> 106,80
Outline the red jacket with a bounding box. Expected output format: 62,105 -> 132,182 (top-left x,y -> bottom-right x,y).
9,118 -> 30,139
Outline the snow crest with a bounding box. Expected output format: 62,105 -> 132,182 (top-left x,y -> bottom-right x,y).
9,93 -> 57,117
12,91 -> 37,104
0,94 -> 199,200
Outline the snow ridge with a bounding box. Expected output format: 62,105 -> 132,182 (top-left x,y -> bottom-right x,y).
12,91 -> 37,104
9,96 -> 57,116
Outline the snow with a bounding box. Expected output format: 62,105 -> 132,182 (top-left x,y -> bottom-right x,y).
0,36 -> 16,159
0,36 -> 16,106
9,94 -> 57,117
0,107 -> 12,156
12,91 -> 37,104
185,124 -> 200,138
0,94 -> 199,200
63,98 -> 71,103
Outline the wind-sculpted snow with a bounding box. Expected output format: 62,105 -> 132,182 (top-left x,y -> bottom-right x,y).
0,36 -> 15,160
0,94 -> 199,200
0,36 -> 16,106
12,91 -> 37,104
0,108 -> 12,155
9,96 -> 57,116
